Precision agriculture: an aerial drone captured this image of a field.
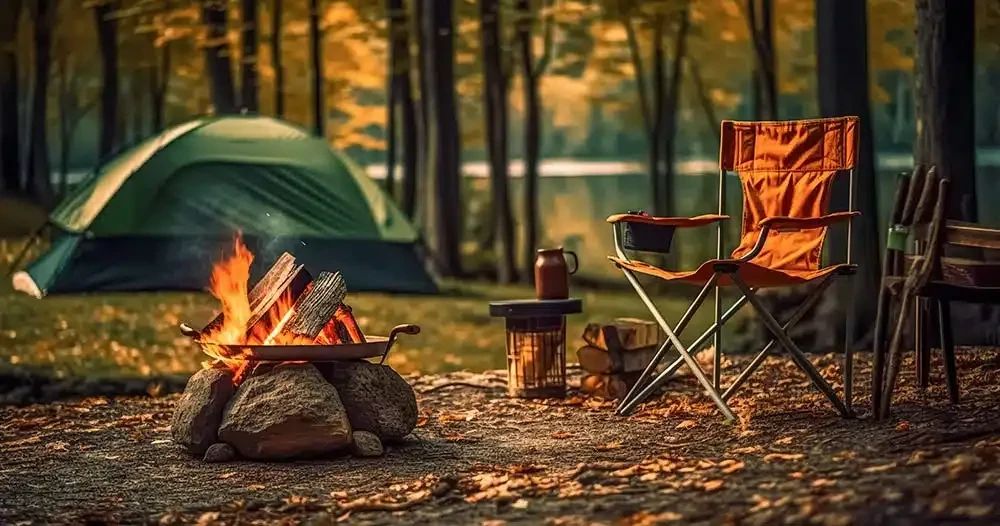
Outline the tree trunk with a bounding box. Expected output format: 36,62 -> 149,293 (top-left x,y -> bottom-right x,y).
309,0 -> 324,137
421,0 -> 462,277
95,1 -> 119,159
150,41 -> 170,132
388,0 -> 418,218
272,0 -> 284,117
413,0 -> 430,226
816,0 -> 882,345
202,1 -> 237,115
746,0 -> 777,120
57,52 -> 71,198
0,0 -> 23,195
28,0 -> 56,206
484,0 -> 515,284
660,9 -> 689,221
385,72 -> 398,196
132,69 -> 145,141
240,0 -> 259,112
914,0 -> 976,221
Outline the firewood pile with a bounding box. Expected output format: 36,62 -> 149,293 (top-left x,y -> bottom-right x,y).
575,319 -> 664,400
170,245 -> 419,462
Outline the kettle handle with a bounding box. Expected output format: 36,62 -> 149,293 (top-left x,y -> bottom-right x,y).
565,251 -> 579,275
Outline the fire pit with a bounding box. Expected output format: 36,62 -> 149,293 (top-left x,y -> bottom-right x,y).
170,235 -> 421,462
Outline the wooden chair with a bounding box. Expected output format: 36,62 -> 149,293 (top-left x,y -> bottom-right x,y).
875,170 -> 1000,419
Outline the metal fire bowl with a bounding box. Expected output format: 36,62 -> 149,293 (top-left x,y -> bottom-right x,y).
179,323 -> 420,365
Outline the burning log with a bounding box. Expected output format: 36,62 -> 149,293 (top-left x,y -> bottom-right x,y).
276,271 -> 348,342
202,251 -> 313,342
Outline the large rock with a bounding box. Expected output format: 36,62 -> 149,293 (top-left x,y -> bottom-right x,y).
320,361 -> 417,442
218,363 -> 352,460
171,367 -> 236,455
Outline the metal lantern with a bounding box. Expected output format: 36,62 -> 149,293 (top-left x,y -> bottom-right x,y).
489,299 -> 582,399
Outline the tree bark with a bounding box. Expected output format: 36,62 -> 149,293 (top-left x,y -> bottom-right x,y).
816,0 -> 882,345
388,0 -> 418,218
0,0 -> 23,195
150,41 -> 171,132
421,0 -> 463,277
28,0 -> 57,206
95,1 -> 119,159
202,0 -> 237,115
914,0 -> 976,221
240,0 -> 259,112
517,0 -> 555,283
309,0 -> 324,137
272,0 -> 284,117
484,0 -> 515,283
746,0 -> 777,120
413,0 -> 430,225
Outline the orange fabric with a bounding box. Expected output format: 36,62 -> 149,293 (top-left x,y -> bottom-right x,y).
606,213 -> 729,227
723,117 -> 860,276
758,211 -> 859,231
609,256 -> 855,288
609,117 -> 861,288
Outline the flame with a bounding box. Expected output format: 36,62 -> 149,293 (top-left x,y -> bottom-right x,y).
198,233 -> 317,380
205,232 -> 254,346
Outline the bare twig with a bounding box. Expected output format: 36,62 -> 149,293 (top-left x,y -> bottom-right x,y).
420,381 -> 505,394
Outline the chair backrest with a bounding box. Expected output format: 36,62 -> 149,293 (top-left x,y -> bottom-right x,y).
719,117 -> 859,271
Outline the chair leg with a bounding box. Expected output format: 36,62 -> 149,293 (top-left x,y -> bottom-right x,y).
937,299 -> 960,404
880,289 -> 915,419
871,283 -> 892,417
722,274 -> 836,402
617,268 -> 736,421
615,274 -> 718,413
730,275 -> 851,417
916,298 -> 931,388
843,276 -> 856,412
616,296 -> 748,416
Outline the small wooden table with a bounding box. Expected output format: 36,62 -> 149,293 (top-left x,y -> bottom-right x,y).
489,298 -> 583,398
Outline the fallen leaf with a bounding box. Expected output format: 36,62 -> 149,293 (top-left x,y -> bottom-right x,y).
731,445 -> 763,455
703,480 -> 724,492
895,420 -> 910,432
596,441 -> 623,451
248,484 -> 265,490
330,491 -> 349,499
675,420 -> 697,430
775,436 -> 794,445
722,461 -> 745,474
811,478 -> 835,488
45,441 -> 70,451
863,462 -> 897,473
763,453 -> 804,462
218,472 -> 236,479
512,498 -> 529,509
551,432 -> 573,439
416,416 -> 429,427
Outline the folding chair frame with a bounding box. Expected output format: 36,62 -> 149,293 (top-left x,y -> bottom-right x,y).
610,141 -> 860,421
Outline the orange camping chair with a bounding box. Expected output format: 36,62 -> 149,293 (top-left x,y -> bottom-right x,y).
608,117 -> 859,421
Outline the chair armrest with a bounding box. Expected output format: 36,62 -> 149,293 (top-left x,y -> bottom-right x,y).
758,211 -> 860,231
606,213 -> 730,228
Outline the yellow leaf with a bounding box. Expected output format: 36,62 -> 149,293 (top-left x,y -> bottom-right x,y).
703,479 -> 724,492
675,420 -> 697,430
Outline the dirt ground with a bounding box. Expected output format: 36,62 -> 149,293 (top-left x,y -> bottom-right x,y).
3,350 -> 1000,526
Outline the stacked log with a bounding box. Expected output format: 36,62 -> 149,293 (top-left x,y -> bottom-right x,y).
576,319 -> 663,400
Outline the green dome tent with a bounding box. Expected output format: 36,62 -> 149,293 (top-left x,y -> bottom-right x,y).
12,115 -> 438,297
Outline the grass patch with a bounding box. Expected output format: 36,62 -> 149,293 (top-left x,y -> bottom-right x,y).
0,278 -> 734,379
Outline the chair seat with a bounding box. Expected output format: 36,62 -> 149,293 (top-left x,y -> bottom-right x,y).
608,256 -> 856,288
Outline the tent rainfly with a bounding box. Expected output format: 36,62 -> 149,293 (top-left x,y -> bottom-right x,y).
12,116 -> 438,297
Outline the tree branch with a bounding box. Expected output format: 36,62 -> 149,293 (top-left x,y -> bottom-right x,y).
531,0 -> 558,80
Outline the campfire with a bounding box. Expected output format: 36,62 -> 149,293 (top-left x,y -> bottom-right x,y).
170,234 -> 421,462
